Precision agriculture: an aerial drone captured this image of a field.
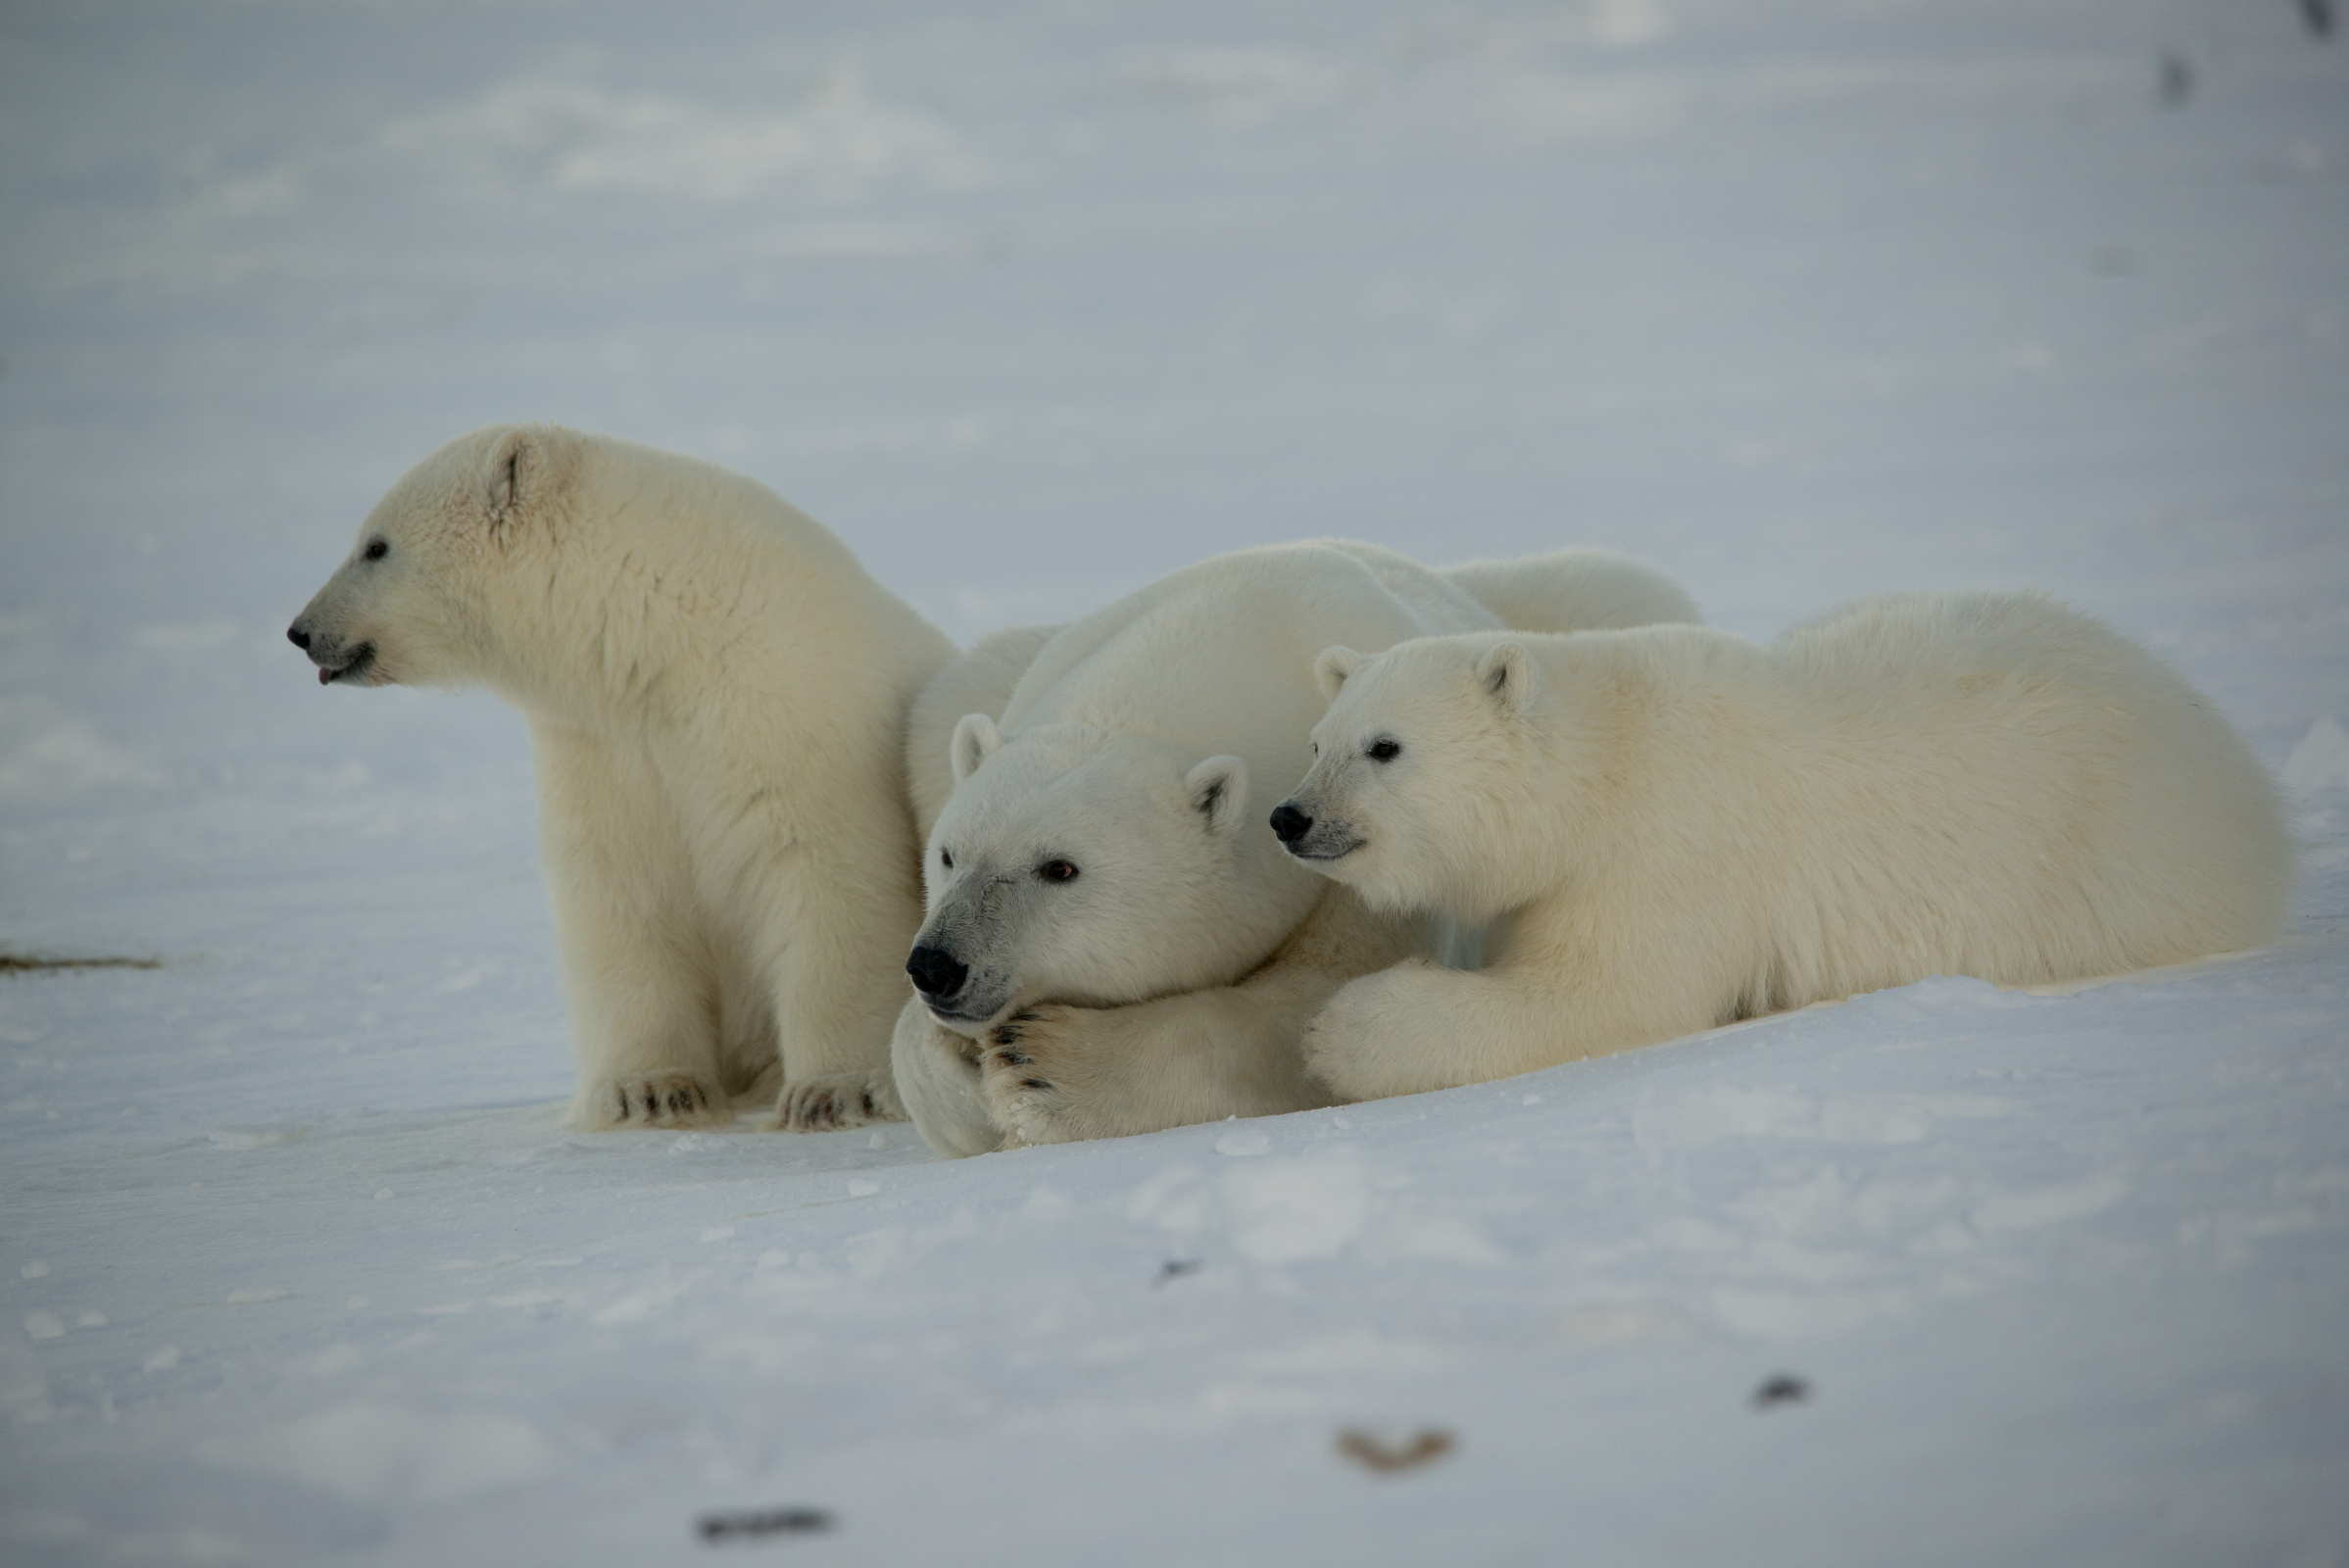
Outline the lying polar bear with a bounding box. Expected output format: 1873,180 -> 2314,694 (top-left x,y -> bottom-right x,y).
289,425 -> 952,1132
1277,592 -> 2292,1100
892,542 -> 1699,1153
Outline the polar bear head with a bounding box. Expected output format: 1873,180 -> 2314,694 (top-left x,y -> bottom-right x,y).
1272,636 -> 1561,923
288,425 -> 575,690
905,717 -> 1316,1032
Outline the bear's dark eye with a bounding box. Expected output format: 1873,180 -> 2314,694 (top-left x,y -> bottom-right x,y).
1367,738 -> 1402,762
1038,859 -> 1079,884
364,538 -> 389,562
940,850 -> 954,870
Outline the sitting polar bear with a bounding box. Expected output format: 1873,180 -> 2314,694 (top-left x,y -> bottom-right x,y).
892,542 -> 1699,1154
1275,591 -> 2293,1101
289,425 -> 953,1131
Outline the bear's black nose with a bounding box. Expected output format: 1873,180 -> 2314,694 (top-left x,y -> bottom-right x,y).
1269,803 -> 1313,844
905,945 -> 969,999
286,625 -> 312,652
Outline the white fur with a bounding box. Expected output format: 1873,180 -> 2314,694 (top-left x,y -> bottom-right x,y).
290,424 -> 954,1131
914,542 -> 1492,1025
890,540 -> 1700,1154
1437,549 -> 1699,636
1281,592 -> 2295,1100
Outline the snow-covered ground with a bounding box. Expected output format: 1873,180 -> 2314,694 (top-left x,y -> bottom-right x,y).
3,1 -> 2345,1562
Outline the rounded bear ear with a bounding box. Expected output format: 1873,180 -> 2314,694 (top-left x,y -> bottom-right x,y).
481,428 -> 538,525
1184,755 -> 1249,838
1475,641 -> 1537,719
951,713 -> 1003,785
1314,646 -> 1362,703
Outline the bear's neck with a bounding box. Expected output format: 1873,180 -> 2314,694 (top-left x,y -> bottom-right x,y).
1524,623 -> 1790,896
487,516 -> 759,731
1504,630 -> 1695,899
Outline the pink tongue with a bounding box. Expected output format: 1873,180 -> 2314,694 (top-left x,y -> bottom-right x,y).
318,667 -> 332,685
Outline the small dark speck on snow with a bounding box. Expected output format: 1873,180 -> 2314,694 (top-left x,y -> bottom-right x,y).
1,953 -> 163,975
1337,1428 -> 1456,1473
1752,1373 -> 1812,1410
697,1507 -> 833,1544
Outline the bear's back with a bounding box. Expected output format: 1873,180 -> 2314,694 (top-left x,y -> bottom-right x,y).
1000,541 -> 1498,785
1747,591 -> 2290,984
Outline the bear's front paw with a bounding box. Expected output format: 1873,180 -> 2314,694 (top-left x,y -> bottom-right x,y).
581,1072 -> 730,1130
771,1070 -> 906,1133
1301,966 -> 1434,1103
978,1006 -> 1085,1147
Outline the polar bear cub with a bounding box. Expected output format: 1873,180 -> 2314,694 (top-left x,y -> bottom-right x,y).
1277,591 -> 2293,1100
289,424 -> 953,1131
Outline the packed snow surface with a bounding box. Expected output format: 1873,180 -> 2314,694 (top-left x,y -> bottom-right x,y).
3,1 -> 2345,1563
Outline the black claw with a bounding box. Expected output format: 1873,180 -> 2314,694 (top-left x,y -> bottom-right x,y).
1020,1078 -> 1052,1092
1010,1009 -> 1043,1023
